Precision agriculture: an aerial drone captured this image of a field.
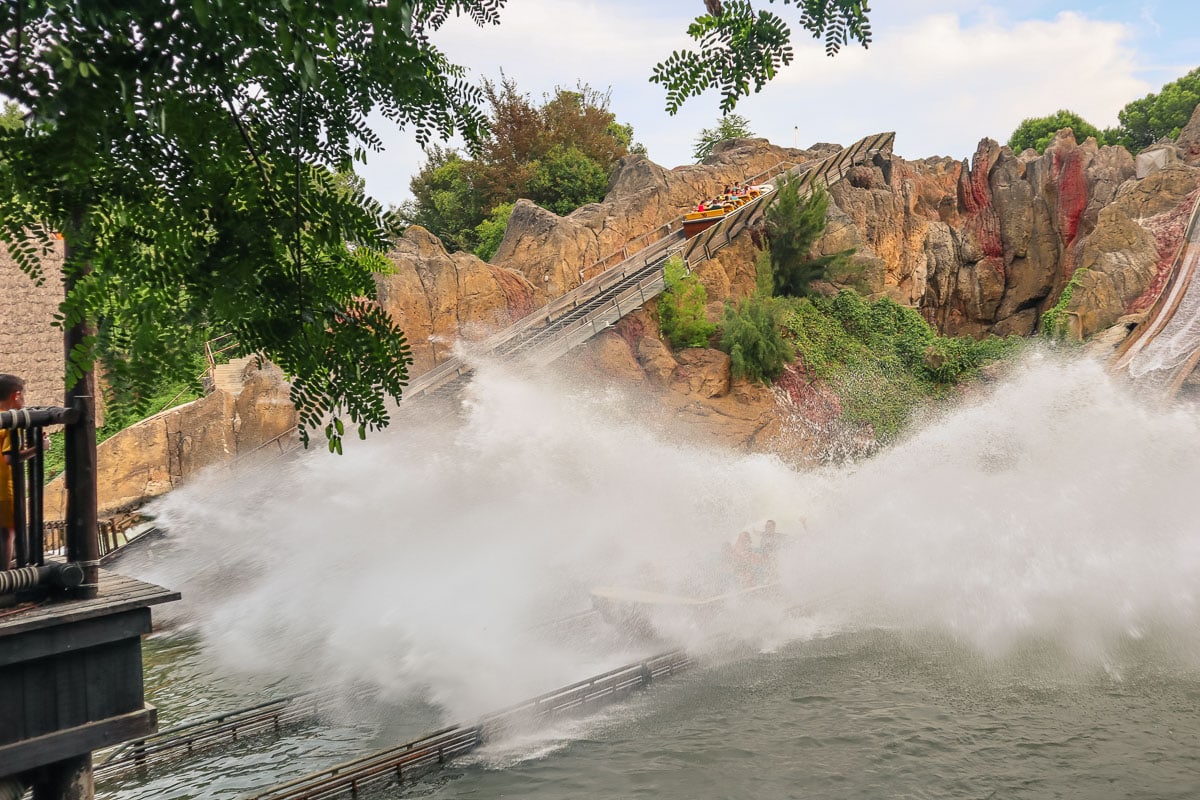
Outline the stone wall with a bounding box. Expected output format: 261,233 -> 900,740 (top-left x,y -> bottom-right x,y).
0,241 -> 64,408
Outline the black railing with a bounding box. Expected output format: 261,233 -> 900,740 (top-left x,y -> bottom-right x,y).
0,404 -> 87,596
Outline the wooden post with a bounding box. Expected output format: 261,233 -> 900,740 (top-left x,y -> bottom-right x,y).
31,754 -> 93,800
63,232 -> 100,600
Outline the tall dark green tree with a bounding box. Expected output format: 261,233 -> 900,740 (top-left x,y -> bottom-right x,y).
1106,67 -> 1200,152
399,78 -> 640,250
764,178 -> 852,296
394,145 -> 485,254
1008,110 -> 1105,154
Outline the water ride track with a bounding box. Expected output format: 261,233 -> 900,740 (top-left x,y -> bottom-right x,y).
1110,187 -> 1200,395
240,650 -> 692,800
212,132 -> 895,469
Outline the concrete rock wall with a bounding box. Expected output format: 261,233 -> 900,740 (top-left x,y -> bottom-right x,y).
0,242 -> 64,408
42,361 -> 297,518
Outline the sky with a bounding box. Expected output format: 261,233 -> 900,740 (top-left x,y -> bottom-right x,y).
361,0 -> 1199,208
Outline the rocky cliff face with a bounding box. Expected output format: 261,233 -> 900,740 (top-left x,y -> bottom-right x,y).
16,115 -> 1200,496
822,125 -> 1200,340
42,361 -> 297,518
492,139 -> 835,299
367,123 -> 1200,455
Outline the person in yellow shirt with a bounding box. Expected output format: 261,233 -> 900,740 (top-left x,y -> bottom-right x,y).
1,374 -> 29,570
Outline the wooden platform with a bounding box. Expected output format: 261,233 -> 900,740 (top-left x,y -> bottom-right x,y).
0,570 -> 179,778
0,570 -> 179,637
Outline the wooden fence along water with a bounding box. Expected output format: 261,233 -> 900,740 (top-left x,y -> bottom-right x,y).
91,649 -> 692,793
94,694 -> 330,781
241,650 -> 692,800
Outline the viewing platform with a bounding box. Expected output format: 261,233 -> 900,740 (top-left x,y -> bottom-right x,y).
0,571 -> 178,777
2,402 -> 178,798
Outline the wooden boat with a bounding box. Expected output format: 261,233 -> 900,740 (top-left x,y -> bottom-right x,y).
590,582 -> 780,637
681,185 -> 771,239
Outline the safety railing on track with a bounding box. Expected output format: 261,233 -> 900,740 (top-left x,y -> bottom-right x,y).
241,650 -> 692,800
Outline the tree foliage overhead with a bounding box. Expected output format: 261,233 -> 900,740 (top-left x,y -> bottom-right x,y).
1008,109 -> 1105,154
397,77 -> 640,252
1106,67 -> 1200,152
0,1 -> 508,449
653,0 -> 872,114
693,113 -> 755,162
764,177 -> 853,296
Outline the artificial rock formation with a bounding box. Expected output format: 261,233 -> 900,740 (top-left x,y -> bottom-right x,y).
378,227 -> 540,374
42,361 -> 297,518
821,131 -> 1140,337
492,139 -> 835,299
0,242 -> 64,409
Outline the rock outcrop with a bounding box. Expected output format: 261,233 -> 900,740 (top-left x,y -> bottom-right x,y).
378,227 -> 540,374
822,131 -> 1141,337
493,139 -> 834,299
1177,105 -> 1200,166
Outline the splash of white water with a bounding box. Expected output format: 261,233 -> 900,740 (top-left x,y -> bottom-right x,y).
140,349 -> 1200,721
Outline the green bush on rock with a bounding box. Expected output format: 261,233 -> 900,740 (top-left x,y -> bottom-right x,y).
781,291 -> 1022,438
720,295 -> 795,383
657,258 -> 716,349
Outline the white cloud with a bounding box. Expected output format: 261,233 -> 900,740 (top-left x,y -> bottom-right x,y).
741,11 -> 1150,162
362,4 -> 1153,205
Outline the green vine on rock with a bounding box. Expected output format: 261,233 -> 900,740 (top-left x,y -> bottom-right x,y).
1041,267 -> 1088,341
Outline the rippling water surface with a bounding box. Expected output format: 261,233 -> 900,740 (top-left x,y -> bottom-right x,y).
421,631 -> 1200,800
105,628 -> 1200,800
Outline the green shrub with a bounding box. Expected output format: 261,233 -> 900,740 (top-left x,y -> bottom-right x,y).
720,295 -> 794,383
473,202 -> 514,261
1040,267 -> 1087,340
1008,110 -> 1105,153
782,290 -> 1022,438
657,257 -> 716,348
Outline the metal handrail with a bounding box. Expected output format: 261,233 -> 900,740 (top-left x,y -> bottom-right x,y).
204,333 -> 239,372
94,693 -> 327,781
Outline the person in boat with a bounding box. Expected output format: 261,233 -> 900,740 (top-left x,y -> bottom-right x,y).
730,530 -> 759,587
696,200 -> 707,212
